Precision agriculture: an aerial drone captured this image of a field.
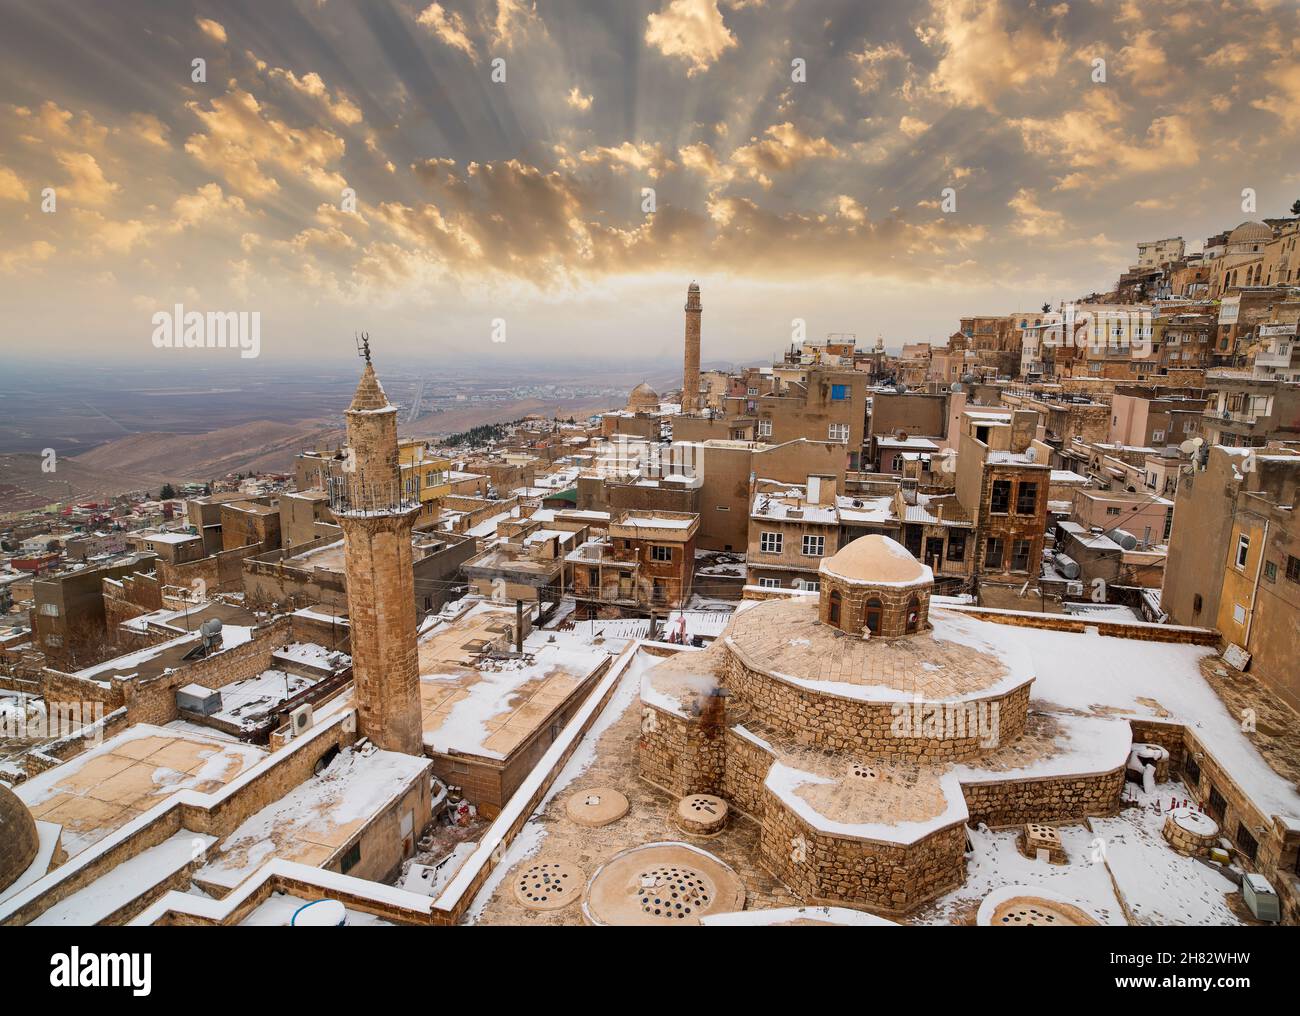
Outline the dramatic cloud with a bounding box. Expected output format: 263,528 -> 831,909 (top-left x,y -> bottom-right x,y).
0,0 -> 1295,361
645,0 -> 737,76
416,3 -> 478,61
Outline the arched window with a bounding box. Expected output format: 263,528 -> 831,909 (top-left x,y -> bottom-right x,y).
905,595 -> 921,633
864,598 -> 882,634
829,589 -> 842,625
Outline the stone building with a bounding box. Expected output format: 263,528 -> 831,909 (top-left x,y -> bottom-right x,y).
568,509 -> 699,617
331,355 -> 424,755
31,553 -> 158,669
638,536 -> 1130,916
1164,445 -> 1300,711
953,410 -> 1050,588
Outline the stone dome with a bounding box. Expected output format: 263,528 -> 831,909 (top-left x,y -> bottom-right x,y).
818,536 -> 933,637
1228,221 -> 1271,246
627,382 -> 660,412
819,534 -> 932,587
0,783 -> 39,893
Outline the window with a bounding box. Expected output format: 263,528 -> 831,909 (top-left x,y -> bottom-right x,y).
760,531 -> 783,554
798,579 -> 820,593
1233,603 -> 1246,624
1015,482 -> 1038,515
1235,534 -> 1249,569
1192,593 -> 1203,613
1264,560 -> 1277,583
1183,753 -> 1201,789
757,419 -> 772,438
828,423 -> 849,442
1010,540 -> 1031,572
747,386 -> 758,396
45,633 -> 63,647
1151,430 -> 1164,443
946,531 -> 967,562
985,537 -> 1005,570
340,842 -> 361,874
831,384 -> 849,401
828,589 -> 842,624
802,535 -> 825,556
650,545 -> 672,562
891,454 -> 904,471
864,598 -> 882,634
1287,555 -> 1300,583
1206,785 -> 1227,822
38,603 -> 60,616
758,577 -> 780,589
1106,506 -> 1121,517
990,480 -> 1011,513
1235,823 -> 1258,862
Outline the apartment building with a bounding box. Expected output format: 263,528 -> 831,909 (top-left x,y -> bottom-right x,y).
1164,446 -> 1300,711
953,409 -> 1050,588
567,509 -> 698,617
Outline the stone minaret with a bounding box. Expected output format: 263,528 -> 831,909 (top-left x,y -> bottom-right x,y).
682,281 -> 702,412
333,348 -> 423,755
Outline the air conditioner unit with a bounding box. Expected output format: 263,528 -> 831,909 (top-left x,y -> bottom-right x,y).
290,703 -> 314,737
1242,874 -> 1279,922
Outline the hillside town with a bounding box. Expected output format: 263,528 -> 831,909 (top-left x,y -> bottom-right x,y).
3,215 -> 1300,930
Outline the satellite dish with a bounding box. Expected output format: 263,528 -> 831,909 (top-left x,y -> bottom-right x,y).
291,899 -> 347,926
1024,447 -> 1037,463
950,382 -> 964,394
1178,437 -> 1204,456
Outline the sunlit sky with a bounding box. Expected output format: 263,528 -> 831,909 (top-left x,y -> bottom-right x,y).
2,0 -> 1298,365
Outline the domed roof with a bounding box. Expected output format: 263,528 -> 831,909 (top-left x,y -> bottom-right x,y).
0,783 -> 39,893
1228,221 -> 1271,245
627,382 -> 659,411
819,535 -> 932,587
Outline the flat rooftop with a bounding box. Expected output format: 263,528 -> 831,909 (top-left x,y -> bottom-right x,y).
418,602 -> 609,760
196,743 -> 429,893
71,623 -> 257,684
15,725 -> 264,858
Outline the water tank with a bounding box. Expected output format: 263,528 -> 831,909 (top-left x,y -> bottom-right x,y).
1052,553 -> 1080,580
1111,529 -> 1139,551
199,617 -> 223,640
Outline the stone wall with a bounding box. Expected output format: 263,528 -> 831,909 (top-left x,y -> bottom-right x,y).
722,647 -> 1030,761
637,698 -> 726,797
759,792 -> 967,914
946,605 -> 1218,645
159,543 -> 264,595
961,768 -> 1126,828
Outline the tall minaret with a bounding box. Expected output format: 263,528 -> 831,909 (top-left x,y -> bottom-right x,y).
682,281 -> 702,413
332,338 -> 423,755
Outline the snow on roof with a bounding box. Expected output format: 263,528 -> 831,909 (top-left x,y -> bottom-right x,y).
198,744 -> 429,891
31,829 -> 217,926
950,610 -> 1300,826
138,531 -> 200,544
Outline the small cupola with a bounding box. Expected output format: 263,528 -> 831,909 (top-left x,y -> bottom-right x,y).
817,535 -> 933,637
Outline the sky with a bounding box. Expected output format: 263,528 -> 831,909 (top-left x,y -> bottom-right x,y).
1,0 -> 1299,367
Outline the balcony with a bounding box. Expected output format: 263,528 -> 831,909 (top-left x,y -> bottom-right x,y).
1255,344 -> 1293,369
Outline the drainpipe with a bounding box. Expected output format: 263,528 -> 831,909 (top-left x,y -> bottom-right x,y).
1243,516 -> 1268,650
